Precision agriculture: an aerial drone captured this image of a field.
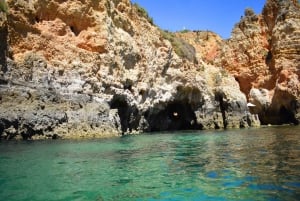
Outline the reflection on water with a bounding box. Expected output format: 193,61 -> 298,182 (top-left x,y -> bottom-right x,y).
0,126 -> 299,201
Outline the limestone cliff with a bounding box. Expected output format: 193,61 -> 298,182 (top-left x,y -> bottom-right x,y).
178,0 -> 300,125
0,0 -> 261,139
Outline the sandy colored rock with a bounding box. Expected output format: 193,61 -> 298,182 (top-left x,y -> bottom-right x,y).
1,0 -> 297,139
177,0 -> 300,125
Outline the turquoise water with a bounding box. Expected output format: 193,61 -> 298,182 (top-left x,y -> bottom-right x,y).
0,126 -> 300,201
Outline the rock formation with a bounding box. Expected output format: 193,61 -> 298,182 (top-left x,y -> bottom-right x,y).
1,0 -> 296,139
178,0 -> 300,125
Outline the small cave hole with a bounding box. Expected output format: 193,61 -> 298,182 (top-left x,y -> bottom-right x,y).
265,51 -> 273,64
139,90 -> 144,96
70,26 -> 80,36
123,83 -> 132,91
35,16 -> 40,23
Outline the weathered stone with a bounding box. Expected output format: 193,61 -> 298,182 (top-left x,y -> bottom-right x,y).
177,0 -> 300,125
2,0 -> 297,141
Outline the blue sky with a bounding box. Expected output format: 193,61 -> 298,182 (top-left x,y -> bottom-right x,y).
131,0 -> 266,39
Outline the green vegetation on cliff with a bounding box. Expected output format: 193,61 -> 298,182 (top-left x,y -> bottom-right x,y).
0,0 -> 8,13
161,30 -> 197,63
131,3 -> 196,62
132,3 -> 154,25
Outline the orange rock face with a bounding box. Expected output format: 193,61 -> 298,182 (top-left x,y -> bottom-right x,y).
0,0 -> 299,140
178,0 -> 300,124
8,0 -> 109,62
175,31 -> 224,65
227,0 -> 300,124
1,0 -> 261,139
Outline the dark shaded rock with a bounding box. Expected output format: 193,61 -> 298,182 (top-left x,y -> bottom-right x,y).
249,88 -> 299,125
110,93 -> 141,134
145,100 -> 202,132
0,12 -> 8,72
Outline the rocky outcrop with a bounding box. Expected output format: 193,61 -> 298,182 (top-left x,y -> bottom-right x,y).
226,0 -> 300,125
175,31 -> 224,65
178,0 -> 300,125
0,0 -> 259,139
2,0 -> 299,140
0,56 -> 122,140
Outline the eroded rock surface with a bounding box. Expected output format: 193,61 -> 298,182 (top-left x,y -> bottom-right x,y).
3,0 -> 293,139
178,0 -> 300,125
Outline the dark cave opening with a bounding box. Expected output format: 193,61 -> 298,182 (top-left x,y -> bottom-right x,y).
258,103 -> 299,125
146,101 -> 201,132
279,106 -> 298,125
110,96 -> 130,134
265,51 -> 273,64
110,96 -> 140,134
35,16 -> 40,23
70,26 -> 80,36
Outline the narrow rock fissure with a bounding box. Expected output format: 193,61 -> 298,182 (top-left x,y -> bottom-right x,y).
0,18 -> 8,72
219,98 -> 227,129
215,92 -> 227,129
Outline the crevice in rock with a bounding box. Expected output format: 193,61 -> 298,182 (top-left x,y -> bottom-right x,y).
0,118 -> 19,140
145,100 -> 201,132
70,25 -> 80,36
122,79 -> 133,92
35,16 -> 40,23
161,48 -> 172,76
215,92 -> 228,129
265,50 -> 273,65
21,126 -> 41,140
0,14 -> 8,72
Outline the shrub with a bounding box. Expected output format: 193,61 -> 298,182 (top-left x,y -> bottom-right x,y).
0,0 -> 8,13
244,8 -> 255,17
132,3 -> 154,25
160,30 -> 197,63
180,29 -> 190,33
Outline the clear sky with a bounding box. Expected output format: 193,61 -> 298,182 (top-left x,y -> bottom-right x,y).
130,0 -> 266,39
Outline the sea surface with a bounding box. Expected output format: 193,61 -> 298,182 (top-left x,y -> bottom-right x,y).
0,126 -> 299,201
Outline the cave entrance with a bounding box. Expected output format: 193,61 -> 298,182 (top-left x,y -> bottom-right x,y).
110,96 -> 130,134
110,95 -> 140,134
146,100 -> 201,132
279,106 -> 298,125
